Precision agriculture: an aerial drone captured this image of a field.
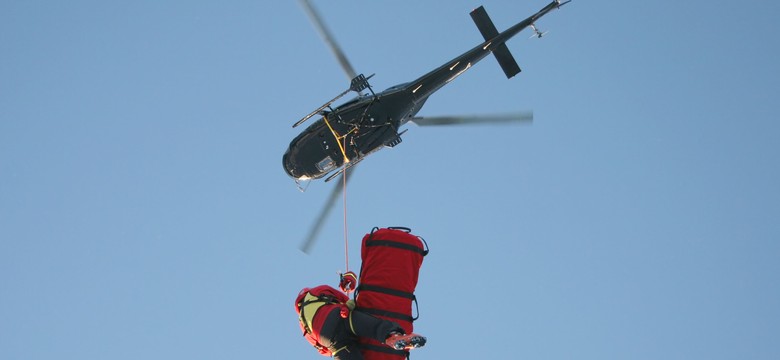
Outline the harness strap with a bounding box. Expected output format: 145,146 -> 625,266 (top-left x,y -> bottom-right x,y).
357,284 -> 415,300
366,239 -> 428,256
298,293 -> 338,334
365,227 -> 429,256
331,345 -> 350,356
347,310 -> 357,336
356,307 -> 414,323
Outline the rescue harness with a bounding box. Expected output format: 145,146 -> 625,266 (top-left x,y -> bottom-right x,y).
297,292 -> 340,335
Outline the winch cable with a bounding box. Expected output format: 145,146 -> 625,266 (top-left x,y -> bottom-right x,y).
342,159 -> 350,273
323,114 -> 352,274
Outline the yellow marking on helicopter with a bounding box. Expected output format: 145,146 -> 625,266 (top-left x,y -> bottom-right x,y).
322,114 -> 351,163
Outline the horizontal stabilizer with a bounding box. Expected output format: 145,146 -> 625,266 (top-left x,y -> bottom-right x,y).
470,6 -> 521,79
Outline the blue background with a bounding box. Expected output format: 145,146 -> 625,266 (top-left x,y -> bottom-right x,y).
2,1 -> 779,359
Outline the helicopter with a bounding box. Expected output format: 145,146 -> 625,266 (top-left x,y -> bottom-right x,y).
286,0 -> 572,252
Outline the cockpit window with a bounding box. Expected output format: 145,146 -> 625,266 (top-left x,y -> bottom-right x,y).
316,156 -> 335,172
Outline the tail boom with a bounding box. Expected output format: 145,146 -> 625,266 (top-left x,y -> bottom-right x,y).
408,0 -> 569,102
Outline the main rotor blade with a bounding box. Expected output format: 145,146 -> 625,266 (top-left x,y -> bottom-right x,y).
299,170 -> 353,254
298,0 -> 358,80
409,112 -> 534,126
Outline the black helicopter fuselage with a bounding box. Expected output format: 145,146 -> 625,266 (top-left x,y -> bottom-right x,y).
283,0 -> 567,181
283,84 -> 423,181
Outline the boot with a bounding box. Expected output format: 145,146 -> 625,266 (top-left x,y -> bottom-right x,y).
384,332 -> 427,351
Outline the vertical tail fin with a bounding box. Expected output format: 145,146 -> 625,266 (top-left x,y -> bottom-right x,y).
470,6 -> 522,79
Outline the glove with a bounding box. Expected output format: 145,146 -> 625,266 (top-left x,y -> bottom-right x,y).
339,271 -> 357,293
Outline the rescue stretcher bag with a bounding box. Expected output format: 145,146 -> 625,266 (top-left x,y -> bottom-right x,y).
355,227 -> 428,359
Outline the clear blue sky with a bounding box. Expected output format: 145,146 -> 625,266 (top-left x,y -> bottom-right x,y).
2,1 -> 779,359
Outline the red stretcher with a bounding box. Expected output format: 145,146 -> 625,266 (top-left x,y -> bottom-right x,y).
355,227 -> 428,359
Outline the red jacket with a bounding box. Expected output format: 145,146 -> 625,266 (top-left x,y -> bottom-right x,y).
295,285 -> 350,356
